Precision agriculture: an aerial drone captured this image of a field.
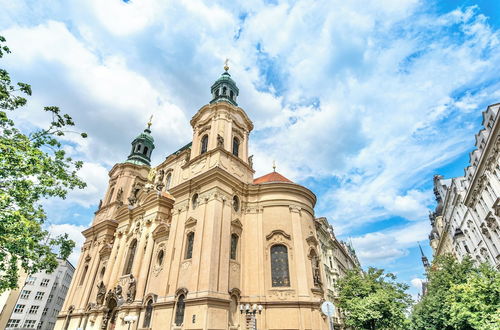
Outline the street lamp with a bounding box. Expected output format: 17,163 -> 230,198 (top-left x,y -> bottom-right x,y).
123,315 -> 138,330
239,303 -> 263,330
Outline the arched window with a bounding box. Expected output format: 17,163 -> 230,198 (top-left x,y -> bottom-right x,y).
157,250 -> 164,266
232,195 -> 239,212
79,265 -> 88,286
232,137 -> 239,157
222,86 -> 227,95
215,89 -> 219,97
174,294 -> 185,326
143,299 -> 153,328
200,135 -> 208,154
165,173 -> 172,190
123,239 -> 137,275
107,188 -> 115,204
143,146 -> 149,155
191,193 -> 199,210
136,144 -> 142,152
185,233 -> 194,259
271,244 -> 290,287
230,234 -> 239,260
230,90 -> 234,99
100,267 -> 106,279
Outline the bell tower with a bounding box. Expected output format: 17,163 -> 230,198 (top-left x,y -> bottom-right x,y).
126,117 -> 155,166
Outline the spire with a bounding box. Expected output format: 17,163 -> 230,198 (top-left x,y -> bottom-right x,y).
125,118 -> 155,166
273,160 -> 276,172
210,60 -> 239,106
418,242 -> 430,269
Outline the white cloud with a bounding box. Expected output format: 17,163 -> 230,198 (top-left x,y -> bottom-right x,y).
48,223 -> 86,266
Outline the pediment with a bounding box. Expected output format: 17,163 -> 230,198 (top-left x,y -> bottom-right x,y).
152,223 -> 170,240
306,235 -> 319,246
185,217 -> 197,227
266,229 -> 291,241
99,244 -> 113,257
231,218 -> 243,229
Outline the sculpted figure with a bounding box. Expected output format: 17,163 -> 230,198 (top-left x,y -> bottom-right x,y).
96,281 -> 106,305
248,155 -> 254,169
116,187 -> 123,203
114,284 -> 123,300
217,134 -> 224,147
128,182 -> 142,206
126,274 -> 137,303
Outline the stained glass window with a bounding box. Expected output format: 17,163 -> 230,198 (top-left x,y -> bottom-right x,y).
271,244 -> 290,287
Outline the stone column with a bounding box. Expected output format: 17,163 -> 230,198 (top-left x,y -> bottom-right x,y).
136,234 -> 154,301
103,234 -> 120,287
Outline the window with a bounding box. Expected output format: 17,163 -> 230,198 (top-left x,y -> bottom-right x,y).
232,137 -> 239,157
136,144 -> 141,152
123,239 -> 138,275
271,244 -> 290,287
143,299 -> 153,328
230,234 -> 239,260
79,265 -> 88,286
42,308 -> 48,316
47,294 -> 53,304
200,135 -> 208,154
14,304 -> 25,313
329,257 -> 333,269
143,146 -> 149,155
34,292 -> 44,300
20,290 -> 31,299
6,319 -> 20,328
40,279 -> 50,287
23,320 -> 36,329
157,250 -> 165,266
37,321 -> 43,330
232,195 -> 239,212
191,193 -> 199,209
185,232 -> 195,259
100,267 -> 106,279
222,86 -> 227,95
165,173 -> 172,190
26,276 -> 36,285
230,90 -> 234,99
28,306 -> 39,314
174,294 -> 186,326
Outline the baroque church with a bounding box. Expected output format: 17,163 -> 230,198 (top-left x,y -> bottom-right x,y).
56,66 -> 330,330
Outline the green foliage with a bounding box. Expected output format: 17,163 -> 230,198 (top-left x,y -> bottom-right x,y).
336,267 -> 413,330
0,36 -> 86,292
410,255 -> 500,330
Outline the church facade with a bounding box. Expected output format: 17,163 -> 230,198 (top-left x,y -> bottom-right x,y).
55,68 -> 331,330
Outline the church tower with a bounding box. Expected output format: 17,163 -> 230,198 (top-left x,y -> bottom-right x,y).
56,65 -> 329,330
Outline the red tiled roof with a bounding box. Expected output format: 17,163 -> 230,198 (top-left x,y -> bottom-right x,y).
253,171 -> 293,184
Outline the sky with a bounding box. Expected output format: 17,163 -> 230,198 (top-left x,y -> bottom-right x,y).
1,0 -> 500,300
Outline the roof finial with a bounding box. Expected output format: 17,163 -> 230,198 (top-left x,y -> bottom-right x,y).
147,114 -> 153,129
273,160 -> 276,172
224,58 -> 229,72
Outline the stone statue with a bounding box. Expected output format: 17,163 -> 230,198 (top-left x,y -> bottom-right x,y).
97,199 -> 102,210
114,284 -> 123,300
126,274 -> 137,303
96,281 -> 106,305
312,256 -> 322,286
116,187 -> 123,204
155,169 -> 165,191
128,182 -> 142,206
248,155 -> 253,169
217,134 -> 224,147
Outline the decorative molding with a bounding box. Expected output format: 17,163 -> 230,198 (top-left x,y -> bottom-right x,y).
175,287 -> 189,298
185,217 -> 197,228
266,229 -> 292,241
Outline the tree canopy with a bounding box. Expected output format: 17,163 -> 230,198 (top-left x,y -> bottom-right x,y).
0,35 -> 86,292
411,255 -> 500,330
336,267 -> 413,330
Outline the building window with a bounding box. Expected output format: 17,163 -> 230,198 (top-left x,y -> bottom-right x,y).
157,249 -> 165,266
14,304 -> 25,313
37,321 -> 43,330
47,294 -> 53,304
26,276 -> 36,285
222,86 -> 227,95
271,244 -> 290,287
232,137 -> 239,157
232,195 -> 239,212
20,290 -> 31,299
143,299 -> 153,328
34,292 -> 44,300
136,144 -> 141,152
23,320 -> 36,329
100,267 -> 106,279
123,239 -> 138,275
165,173 -> 172,190
42,308 -> 48,316
143,146 -> 149,155
185,233 -> 195,259
174,294 -> 186,326
200,135 -> 208,154
40,279 -> 50,287
28,306 -> 39,314
6,319 -> 20,328
230,234 -> 239,260
230,90 -> 234,99
191,193 -> 199,209
79,265 -> 88,286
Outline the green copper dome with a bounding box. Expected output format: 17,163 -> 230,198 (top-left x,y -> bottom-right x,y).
126,125 -> 155,166
210,70 -> 239,106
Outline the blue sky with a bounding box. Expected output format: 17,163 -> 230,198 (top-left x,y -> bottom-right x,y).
1,0 -> 500,299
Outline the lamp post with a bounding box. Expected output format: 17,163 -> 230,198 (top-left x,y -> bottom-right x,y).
239,303 -> 263,330
123,315 -> 138,330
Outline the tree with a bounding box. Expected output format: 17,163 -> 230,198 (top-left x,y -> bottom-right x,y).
336,267 -> 412,330
0,35 -> 87,292
411,255 -> 500,330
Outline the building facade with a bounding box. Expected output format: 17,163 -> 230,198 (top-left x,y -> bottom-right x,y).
56,68 -> 336,330
429,103 -> 500,269
0,259 -> 74,330
315,217 -> 359,329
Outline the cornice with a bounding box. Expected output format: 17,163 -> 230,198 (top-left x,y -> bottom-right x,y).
82,219 -> 118,238
190,102 -> 254,131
